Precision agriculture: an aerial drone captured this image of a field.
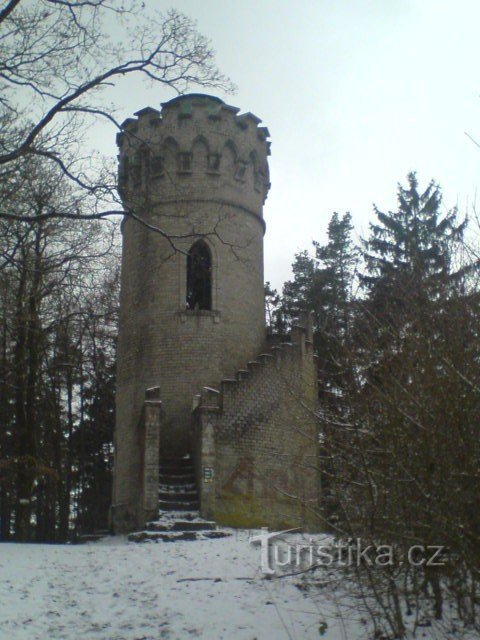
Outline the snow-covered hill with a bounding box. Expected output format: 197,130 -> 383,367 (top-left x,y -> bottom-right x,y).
0,531 -> 360,640
1,532 -> 477,640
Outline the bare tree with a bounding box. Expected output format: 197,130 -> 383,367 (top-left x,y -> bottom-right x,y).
0,154 -> 120,541
0,1 -> 234,229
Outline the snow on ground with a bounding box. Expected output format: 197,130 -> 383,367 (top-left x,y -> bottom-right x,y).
0,530 -> 361,640
1,531 -> 476,640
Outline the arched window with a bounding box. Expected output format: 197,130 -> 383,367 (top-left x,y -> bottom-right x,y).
186,240 -> 212,310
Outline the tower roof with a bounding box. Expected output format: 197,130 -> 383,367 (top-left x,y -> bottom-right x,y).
161,93 -> 225,108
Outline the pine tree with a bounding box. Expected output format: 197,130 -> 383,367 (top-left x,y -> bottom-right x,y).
315,212 -> 358,338
280,213 -> 358,399
281,250 -> 321,325
314,213 -> 358,401
335,175 -> 480,622
264,282 -> 285,333
361,172 -> 467,330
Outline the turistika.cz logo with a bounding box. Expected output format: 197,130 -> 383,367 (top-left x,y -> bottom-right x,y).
249,528 -> 446,575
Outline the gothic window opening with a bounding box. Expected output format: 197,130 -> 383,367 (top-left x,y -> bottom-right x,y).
178,152 -> 192,173
208,153 -> 221,172
186,240 -> 212,310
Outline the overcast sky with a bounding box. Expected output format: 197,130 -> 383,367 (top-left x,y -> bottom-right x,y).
98,0 -> 480,290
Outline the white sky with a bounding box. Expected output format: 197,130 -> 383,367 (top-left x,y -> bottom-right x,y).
95,0 -> 480,290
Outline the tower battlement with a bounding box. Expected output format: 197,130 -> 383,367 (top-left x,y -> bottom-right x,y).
117,94 -> 271,212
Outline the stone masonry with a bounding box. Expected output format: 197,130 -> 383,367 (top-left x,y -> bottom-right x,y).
111,94 -> 319,533
192,316 -> 319,530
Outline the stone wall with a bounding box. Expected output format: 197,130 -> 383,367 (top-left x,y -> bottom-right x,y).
193,316 -> 320,530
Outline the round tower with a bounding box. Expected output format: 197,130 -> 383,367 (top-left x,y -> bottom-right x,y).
112,94 -> 271,529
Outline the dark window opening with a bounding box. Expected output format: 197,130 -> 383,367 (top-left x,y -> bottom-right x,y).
186,240 -> 212,310
132,152 -> 142,186
208,153 -> 221,172
143,147 -> 151,179
151,155 -> 164,176
178,152 -> 192,172
234,162 -> 246,181
118,156 -> 129,193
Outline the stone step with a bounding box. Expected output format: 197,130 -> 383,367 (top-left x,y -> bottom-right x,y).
129,530 -> 198,543
128,529 -> 231,543
75,533 -> 109,544
144,522 -> 170,532
159,470 -> 195,479
159,473 -> 196,484
131,509 -> 228,543
155,510 -> 200,521
159,458 -> 194,470
158,499 -> 199,511
159,469 -> 195,477
171,520 -> 216,531
158,483 -> 196,493
158,491 -> 198,502
144,520 -> 216,532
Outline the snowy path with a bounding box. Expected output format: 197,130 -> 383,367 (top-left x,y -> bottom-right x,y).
0,531 -> 350,640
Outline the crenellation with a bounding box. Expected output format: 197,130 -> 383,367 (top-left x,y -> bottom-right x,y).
120,117 -> 137,130
116,94 -> 271,210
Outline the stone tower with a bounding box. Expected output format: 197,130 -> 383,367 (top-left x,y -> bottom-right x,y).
112,94 -> 272,531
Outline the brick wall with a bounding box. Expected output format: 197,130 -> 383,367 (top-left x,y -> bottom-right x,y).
194,317 -> 320,531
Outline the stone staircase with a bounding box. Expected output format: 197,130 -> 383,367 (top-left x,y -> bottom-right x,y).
158,456 -> 199,512
128,456 -> 231,542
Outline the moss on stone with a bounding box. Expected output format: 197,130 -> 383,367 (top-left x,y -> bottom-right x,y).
213,494 -> 303,530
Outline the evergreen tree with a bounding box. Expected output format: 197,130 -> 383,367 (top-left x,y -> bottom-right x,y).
361,172 -> 467,331
264,282 -> 285,333
73,347 -> 115,535
280,213 -> 358,399
328,176 -> 480,627
314,212 -> 357,338
281,250 -> 321,325
314,213 -> 358,401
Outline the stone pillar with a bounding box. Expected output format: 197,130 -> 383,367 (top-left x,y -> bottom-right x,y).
142,387 -> 161,525
193,387 -> 219,520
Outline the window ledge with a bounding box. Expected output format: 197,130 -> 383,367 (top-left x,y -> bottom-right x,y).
177,309 -> 221,323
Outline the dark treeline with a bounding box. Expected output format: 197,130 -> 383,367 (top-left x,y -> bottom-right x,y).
0,158 -> 119,542
267,172 -> 480,637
